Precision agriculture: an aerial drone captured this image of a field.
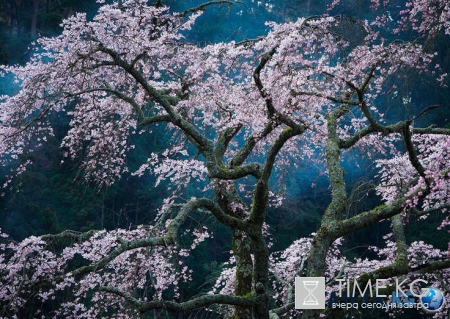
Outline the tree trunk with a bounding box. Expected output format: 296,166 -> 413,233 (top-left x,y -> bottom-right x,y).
251,234 -> 270,319
301,108 -> 348,319
30,0 -> 40,38
214,181 -> 255,319
301,230 -> 334,319
232,229 -> 253,319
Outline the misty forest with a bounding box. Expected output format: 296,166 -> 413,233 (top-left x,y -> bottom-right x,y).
1,0 -> 450,318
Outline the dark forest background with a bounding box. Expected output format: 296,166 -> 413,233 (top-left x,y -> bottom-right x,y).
1,1 -> 450,317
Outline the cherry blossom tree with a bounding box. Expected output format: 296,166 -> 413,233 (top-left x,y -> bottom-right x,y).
1,0 -> 450,318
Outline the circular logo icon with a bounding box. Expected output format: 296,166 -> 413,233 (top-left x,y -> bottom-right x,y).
420,287 -> 445,312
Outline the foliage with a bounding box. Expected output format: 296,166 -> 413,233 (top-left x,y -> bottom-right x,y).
1,0 -> 450,318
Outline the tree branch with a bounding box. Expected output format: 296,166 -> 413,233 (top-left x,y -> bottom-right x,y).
100,286 -> 255,314
269,302 -> 295,318
140,114 -> 172,126
356,257 -> 450,291
230,120 -> 276,167
290,90 -> 360,106
260,126 -> 305,183
194,198 -> 249,231
209,163 -> 262,180
410,203 -> 450,217
337,200 -> 405,237
61,85 -> 148,122
411,104 -> 440,121
60,198 -> 212,280
97,44 -> 214,154
322,105 -> 350,221
248,126 -> 304,229
402,121 -> 428,183
253,47 -> 277,117
100,286 -> 143,307
338,124 -> 376,148
4,104 -> 53,140
412,126 -> 450,135
391,214 -> 408,267
215,124 -> 243,161
40,229 -> 97,243
138,293 -> 255,313
176,0 -> 240,17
